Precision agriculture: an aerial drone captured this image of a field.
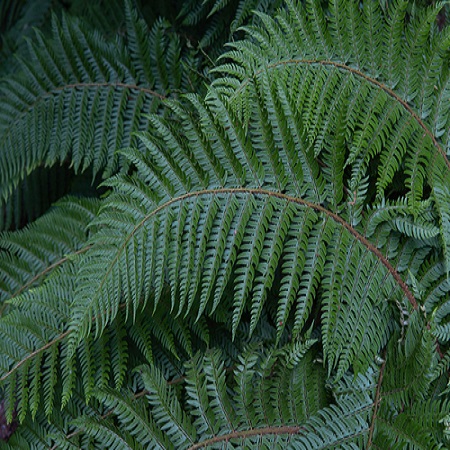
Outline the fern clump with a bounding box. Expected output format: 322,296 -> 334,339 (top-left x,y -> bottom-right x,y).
0,0 -> 449,448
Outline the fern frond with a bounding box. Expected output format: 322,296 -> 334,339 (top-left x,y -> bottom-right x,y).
214,0 -> 450,214
178,0 -> 283,61
78,345 -> 375,449
0,0 -> 53,78
375,398 -> 449,449
68,70 -> 426,382
76,386 -> 170,449
381,310 -> 436,407
29,332 -> 447,448
0,1 -> 189,211
3,383 -> 103,449
138,363 -> 197,447
0,196 -> 99,304
0,264 -> 98,421
68,0 -> 124,36
0,262 -> 209,424
67,416 -> 141,450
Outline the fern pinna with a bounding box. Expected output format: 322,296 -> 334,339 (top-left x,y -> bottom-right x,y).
0,0 -> 449,448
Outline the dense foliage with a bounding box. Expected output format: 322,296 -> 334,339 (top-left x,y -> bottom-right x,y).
0,0 -> 450,448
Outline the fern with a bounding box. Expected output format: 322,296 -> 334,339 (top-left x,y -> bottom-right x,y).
214,0 -> 450,209
0,0 -> 196,226
0,196 -> 99,304
74,344 -> 449,449
68,85 -> 418,381
0,0 -> 449,448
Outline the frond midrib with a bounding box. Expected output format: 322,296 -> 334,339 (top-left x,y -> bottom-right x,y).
187,425 -> 303,450
0,81 -> 165,150
0,330 -> 69,383
7,245 -> 92,302
90,186 -> 418,311
226,58 -> 449,171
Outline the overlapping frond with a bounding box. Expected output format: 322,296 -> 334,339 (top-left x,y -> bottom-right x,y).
0,266 -> 209,426
3,384 -> 105,450
73,341 -> 447,449
75,345 -> 371,449
0,263 -> 121,422
375,398 -> 450,450
11,329 -> 445,448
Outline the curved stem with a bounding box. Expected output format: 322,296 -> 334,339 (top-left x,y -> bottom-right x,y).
232,58 -> 449,170
187,425 -> 304,450
106,187 -> 417,310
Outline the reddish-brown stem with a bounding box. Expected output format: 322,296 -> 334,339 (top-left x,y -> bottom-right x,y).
188,426 -> 304,450
110,187 -> 417,310
233,58 -> 449,171
0,331 -> 70,382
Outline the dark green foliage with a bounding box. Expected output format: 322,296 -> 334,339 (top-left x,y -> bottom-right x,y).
0,0 -> 449,448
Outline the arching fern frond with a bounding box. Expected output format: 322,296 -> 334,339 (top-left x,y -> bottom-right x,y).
213,0 -> 450,216
0,0 -> 190,210
68,86 -> 423,382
